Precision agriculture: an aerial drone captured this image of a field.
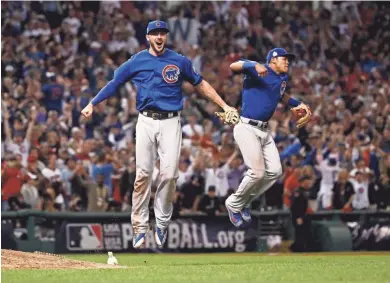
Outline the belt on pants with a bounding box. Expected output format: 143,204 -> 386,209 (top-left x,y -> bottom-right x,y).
142,110 -> 179,120
241,117 -> 269,131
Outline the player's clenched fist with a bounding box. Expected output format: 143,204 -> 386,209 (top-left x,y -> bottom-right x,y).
81,103 -> 94,118
255,63 -> 268,77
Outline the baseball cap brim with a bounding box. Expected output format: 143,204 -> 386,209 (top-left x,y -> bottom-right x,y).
147,27 -> 169,34
279,53 -> 296,60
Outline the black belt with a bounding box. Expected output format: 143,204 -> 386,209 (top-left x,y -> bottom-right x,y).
248,120 -> 268,130
142,110 -> 179,120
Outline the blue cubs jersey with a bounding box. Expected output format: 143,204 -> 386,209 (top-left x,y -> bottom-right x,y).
239,59 -> 288,122
42,83 -> 64,114
91,49 -> 203,112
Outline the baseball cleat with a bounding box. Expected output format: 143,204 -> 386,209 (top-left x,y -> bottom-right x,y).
225,201 -> 244,228
155,227 -> 167,247
240,207 -> 252,223
133,233 -> 146,249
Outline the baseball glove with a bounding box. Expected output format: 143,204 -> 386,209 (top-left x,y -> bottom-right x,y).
291,103 -> 312,128
215,108 -> 240,125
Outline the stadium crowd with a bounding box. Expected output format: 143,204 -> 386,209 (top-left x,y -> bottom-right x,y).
2,1 -> 390,216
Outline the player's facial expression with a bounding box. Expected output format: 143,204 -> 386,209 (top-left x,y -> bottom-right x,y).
147,30 -> 168,55
275,57 -> 289,73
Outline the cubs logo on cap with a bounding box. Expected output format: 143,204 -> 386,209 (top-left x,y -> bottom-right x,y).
147,20 -> 170,34
267,48 -> 296,63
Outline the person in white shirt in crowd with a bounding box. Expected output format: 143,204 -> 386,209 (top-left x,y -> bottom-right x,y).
21,172 -> 40,209
182,113 -> 204,144
349,170 -> 370,210
350,159 -> 371,180
204,149 -> 239,198
42,154 -> 62,183
316,154 -> 341,210
177,158 -> 194,188
63,8 -> 81,35
3,106 -> 37,167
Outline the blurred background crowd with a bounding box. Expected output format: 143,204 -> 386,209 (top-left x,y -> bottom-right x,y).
2,1 -> 390,216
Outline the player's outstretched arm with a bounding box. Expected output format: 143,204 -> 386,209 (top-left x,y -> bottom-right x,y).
196,80 -> 240,125
230,61 -> 268,77
81,59 -> 134,118
194,80 -> 231,112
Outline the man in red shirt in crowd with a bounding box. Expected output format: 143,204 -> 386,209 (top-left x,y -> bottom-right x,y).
1,154 -> 24,211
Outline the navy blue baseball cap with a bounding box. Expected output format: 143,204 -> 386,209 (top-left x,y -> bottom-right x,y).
146,20 -> 169,34
266,48 -> 296,64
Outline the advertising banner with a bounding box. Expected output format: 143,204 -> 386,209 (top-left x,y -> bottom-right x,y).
347,220 -> 390,251
55,216 -> 258,253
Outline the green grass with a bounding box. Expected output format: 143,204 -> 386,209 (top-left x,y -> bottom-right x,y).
2,253 -> 390,283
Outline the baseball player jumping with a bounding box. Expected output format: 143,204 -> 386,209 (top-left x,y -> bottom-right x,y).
218,48 -> 312,227
81,21 -> 237,248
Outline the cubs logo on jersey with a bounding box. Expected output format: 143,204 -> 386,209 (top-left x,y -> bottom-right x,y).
280,81 -> 287,96
162,64 -> 180,83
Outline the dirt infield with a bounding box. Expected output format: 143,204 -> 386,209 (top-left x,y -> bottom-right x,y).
1,250 -> 124,270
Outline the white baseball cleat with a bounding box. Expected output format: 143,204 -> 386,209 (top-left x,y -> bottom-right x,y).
155,227 -> 167,248
133,233 -> 146,249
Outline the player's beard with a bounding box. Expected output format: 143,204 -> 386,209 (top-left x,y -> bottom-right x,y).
150,40 -> 166,56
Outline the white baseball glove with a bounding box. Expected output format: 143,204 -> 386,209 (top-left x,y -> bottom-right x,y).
215,107 -> 240,125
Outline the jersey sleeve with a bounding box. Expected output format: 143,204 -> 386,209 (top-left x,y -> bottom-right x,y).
181,57 -> 203,86
237,59 -> 267,83
237,59 -> 257,77
91,56 -> 136,105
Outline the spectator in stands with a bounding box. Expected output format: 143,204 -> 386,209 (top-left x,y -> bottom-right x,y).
331,169 -> 354,211
1,154 -> 24,211
290,175 -> 312,252
196,185 -> 223,216
20,172 -> 40,209
316,155 -> 341,210
1,1 -> 389,214
180,174 -> 204,213
88,173 -> 109,212
374,174 -> 390,210
350,171 -> 370,210
204,149 -> 238,198
91,152 -> 116,196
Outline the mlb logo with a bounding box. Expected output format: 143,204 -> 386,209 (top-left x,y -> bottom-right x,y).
66,223 -> 103,251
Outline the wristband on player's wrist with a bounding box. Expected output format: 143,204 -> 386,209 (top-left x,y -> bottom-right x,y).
288,98 -> 301,107
242,61 -> 257,71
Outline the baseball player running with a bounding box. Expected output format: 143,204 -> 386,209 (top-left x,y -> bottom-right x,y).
81,20 -> 237,248
219,48 -> 312,227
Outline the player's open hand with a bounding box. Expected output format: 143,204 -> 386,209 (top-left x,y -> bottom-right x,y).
81,103 -> 94,118
255,63 -> 268,77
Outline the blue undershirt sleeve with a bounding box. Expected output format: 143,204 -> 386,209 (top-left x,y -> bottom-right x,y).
242,61 -> 259,77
